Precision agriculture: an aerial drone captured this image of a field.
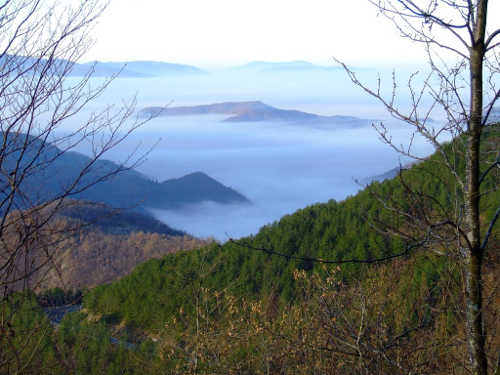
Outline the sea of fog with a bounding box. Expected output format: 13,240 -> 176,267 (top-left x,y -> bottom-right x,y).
61,67 -> 443,240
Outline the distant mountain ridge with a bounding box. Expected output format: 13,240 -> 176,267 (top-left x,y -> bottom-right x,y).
140,101 -> 369,126
43,163 -> 250,210
0,55 -> 206,77
72,60 -> 206,77
235,60 -> 340,72
358,167 -> 401,185
1,133 -> 250,212
57,200 -> 185,236
359,161 -> 422,185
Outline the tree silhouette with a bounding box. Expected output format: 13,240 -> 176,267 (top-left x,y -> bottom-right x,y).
334,1 -> 499,374
0,1 -> 149,371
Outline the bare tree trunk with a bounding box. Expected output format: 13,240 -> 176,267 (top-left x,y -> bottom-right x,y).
464,2 -> 488,373
464,247 -> 487,375
334,0 -> 498,372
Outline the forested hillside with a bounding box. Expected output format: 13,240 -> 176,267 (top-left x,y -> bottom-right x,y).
84,124 -> 500,329
3,125 -> 499,374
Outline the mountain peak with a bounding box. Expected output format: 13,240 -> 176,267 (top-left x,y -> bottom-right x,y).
160,172 -> 250,206
6,133 -> 250,211
139,101 -> 370,126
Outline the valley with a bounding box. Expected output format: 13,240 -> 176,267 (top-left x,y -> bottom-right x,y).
1,3 -> 498,370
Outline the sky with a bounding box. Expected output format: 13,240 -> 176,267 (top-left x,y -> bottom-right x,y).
83,0 -> 431,67
83,0 -> 500,67
59,0 -> 499,240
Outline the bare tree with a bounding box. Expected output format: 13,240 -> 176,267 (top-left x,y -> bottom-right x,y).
0,1 -> 149,371
333,1 -> 499,374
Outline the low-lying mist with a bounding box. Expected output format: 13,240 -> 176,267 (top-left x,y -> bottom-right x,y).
127,116 -> 434,240
59,67 -> 442,241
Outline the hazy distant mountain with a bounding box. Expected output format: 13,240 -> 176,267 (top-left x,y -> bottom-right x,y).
72,60 -> 206,77
359,167 -> 401,185
153,172 -> 250,207
44,162 -> 250,210
1,134 -> 249,211
235,60 -> 339,72
140,101 -> 369,126
0,55 -> 206,77
359,161 -> 422,185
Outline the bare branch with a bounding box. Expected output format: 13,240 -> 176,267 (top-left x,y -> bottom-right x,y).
481,206 -> 500,251
479,152 -> 500,185
485,28 -> 500,49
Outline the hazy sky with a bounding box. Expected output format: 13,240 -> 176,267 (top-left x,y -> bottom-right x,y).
83,0 -> 499,67
84,0 -> 432,66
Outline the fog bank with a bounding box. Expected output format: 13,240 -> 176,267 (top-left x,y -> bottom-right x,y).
59,67 -> 443,240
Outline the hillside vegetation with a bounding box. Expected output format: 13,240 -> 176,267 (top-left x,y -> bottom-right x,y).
85,125 -> 500,328
3,125 -> 499,374
0,200 -> 207,291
